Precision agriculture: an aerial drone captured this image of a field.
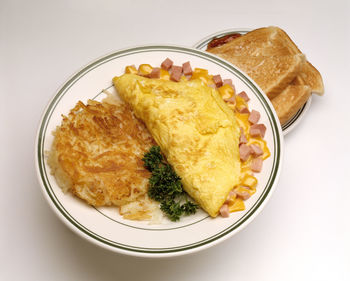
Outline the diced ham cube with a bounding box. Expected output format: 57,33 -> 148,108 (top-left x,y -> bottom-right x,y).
239,127 -> 247,144
148,67 -> 160,79
251,157 -> 263,173
238,91 -> 250,102
235,189 -> 251,200
223,79 -> 233,86
161,58 -> 173,70
250,144 -> 263,157
238,107 -> 250,114
220,204 -> 230,218
182,61 -> 193,76
212,75 -> 223,87
239,144 -> 252,161
170,65 -> 183,82
248,110 -> 261,124
208,84 -> 216,88
228,190 -> 236,197
250,124 -> 267,138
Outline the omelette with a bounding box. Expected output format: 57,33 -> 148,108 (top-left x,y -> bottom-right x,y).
113,74 -> 241,217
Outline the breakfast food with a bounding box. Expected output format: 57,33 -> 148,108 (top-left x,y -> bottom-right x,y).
114,74 -> 241,217
47,98 -> 160,220
206,26 -> 324,125
113,60 -> 270,218
49,58 -> 270,221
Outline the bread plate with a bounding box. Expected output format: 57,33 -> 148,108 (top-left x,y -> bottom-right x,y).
193,28 -> 313,136
35,45 -> 283,258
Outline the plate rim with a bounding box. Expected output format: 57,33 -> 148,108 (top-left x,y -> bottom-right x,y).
35,44 -> 284,258
192,28 -> 312,136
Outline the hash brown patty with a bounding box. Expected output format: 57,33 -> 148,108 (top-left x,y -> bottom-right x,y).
48,98 -> 155,209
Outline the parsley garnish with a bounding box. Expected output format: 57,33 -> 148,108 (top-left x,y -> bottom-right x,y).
142,146 -> 198,221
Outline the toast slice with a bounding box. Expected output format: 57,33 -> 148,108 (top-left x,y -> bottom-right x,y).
218,53 -> 305,99
298,62 -> 324,94
208,26 -> 324,95
291,75 -> 305,85
271,85 -> 312,125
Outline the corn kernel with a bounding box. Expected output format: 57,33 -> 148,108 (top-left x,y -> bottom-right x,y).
235,95 -> 248,111
241,174 -> 258,189
138,64 -> 153,76
229,198 -> 245,212
125,65 -> 137,74
160,69 -> 170,80
191,68 -> 210,84
235,112 -> 250,133
218,84 -> 235,100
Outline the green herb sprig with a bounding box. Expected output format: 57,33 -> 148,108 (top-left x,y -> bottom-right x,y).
142,146 -> 198,221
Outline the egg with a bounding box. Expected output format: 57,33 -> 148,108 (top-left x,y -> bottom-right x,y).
113,74 -> 241,217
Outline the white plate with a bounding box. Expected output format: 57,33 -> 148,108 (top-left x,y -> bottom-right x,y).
35,45 -> 284,258
193,28 -> 313,136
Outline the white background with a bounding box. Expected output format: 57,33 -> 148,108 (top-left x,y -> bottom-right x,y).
1,0 -> 349,280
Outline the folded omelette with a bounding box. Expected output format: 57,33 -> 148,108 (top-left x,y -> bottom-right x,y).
113,74 -> 241,217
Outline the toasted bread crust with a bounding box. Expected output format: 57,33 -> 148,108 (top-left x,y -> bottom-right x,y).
291,75 -> 305,85
271,85 -> 312,125
208,27 -> 296,57
299,61 -> 324,95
